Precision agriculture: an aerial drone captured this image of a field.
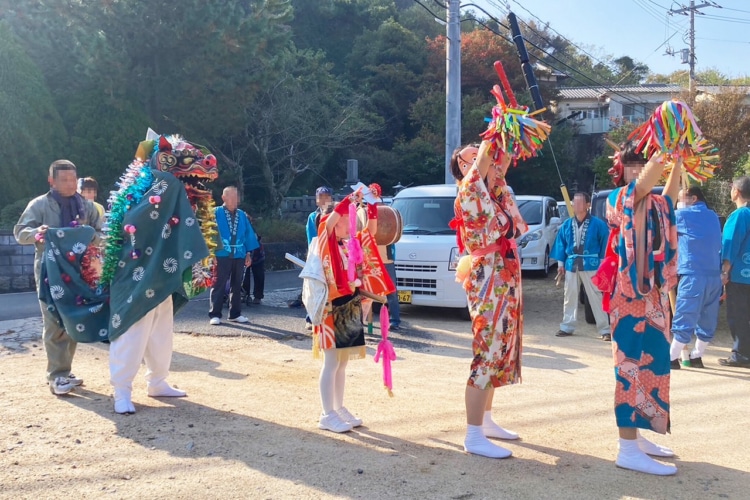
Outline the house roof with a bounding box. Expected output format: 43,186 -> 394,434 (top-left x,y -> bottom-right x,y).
557,84 -> 682,99
696,85 -> 750,94
557,84 -> 750,100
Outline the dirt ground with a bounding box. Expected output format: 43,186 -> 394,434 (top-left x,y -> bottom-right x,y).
1,274 -> 749,500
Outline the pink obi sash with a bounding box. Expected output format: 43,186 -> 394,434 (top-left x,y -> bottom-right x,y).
471,237 -> 516,258
456,238 -> 516,284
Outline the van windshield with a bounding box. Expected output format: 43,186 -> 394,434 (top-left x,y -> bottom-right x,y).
517,200 -> 542,225
391,197 -> 456,235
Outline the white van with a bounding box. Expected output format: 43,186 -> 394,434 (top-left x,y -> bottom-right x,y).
391,185 -> 468,318
515,195 -> 562,276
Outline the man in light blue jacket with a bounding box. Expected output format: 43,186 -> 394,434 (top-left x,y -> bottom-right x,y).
669,187 -> 722,369
209,186 -> 259,325
720,176 -> 750,367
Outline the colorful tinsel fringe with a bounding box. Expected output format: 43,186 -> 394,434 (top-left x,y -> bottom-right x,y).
662,139 -> 720,183
186,197 -> 218,298
99,160 -> 155,285
479,61 -> 551,164
629,99 -> 720,182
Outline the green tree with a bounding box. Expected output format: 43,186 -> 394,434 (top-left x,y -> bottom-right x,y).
612,56 -> 649,85
347,18 -> 428,146
0,21 -> 68,209
290,0 -> 395,73
7,0 -> 295,139
215,49 -> 383,210
62,91 -> 151,200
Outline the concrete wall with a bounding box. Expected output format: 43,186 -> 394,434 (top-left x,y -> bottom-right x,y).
0,230 -> 36,293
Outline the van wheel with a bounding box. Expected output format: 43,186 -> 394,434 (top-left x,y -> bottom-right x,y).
538,247 -> 550,278
458,307 -> 471,321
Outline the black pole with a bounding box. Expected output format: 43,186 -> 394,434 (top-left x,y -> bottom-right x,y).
507,12 -> 544,114
507,10 -> 571,209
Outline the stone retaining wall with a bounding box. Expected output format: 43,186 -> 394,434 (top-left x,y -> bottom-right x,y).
0,230 -> 36,293
0,230 -> 306,293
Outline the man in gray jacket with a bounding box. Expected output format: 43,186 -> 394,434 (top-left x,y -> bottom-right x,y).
14,160 -> 102,395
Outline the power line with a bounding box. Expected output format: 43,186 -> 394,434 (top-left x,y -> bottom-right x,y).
419,0 -> 685,108
505,0 -> 687,86
413,0 -> 444,20
504,31 -> 653,107
506,0 -> 620,71
630,0 -> 673,27
701,14 -> 750,24
711,3 -> 750,15
462,3 -> 651,105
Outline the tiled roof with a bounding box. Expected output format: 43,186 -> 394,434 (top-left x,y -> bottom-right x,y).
696,85 -> 750,94
557,84 -> 682,99
557,84 -> 750,100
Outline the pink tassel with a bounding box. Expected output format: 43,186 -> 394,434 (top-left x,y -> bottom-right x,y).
374,305 -> 396,396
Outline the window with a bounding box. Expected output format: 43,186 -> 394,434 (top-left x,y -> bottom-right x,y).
391,197 -> 456,235
517,200 -> 543,225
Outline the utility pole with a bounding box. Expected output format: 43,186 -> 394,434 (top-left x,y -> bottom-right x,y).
669,1 -> 715,95
445,0 -> 461,184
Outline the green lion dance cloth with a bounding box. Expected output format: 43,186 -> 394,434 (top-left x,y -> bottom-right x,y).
40,135 -> 218,342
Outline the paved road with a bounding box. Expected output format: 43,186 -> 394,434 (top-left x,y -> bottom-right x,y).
0,269 -> 304,322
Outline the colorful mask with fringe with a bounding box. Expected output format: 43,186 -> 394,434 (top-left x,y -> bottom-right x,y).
100,134 -> 219,296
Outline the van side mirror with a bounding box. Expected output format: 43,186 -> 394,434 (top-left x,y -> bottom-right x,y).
549,216 -> 561,226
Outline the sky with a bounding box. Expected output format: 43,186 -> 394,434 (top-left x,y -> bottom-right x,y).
470,0 -> 750,80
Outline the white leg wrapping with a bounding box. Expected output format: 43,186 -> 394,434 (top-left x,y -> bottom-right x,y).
110,305 -> 157,413
333,357 -> 348,411
144,299 -> 185,397
144,298 -> 174,390
319,349 -> 339,415
110,308 -> 155,395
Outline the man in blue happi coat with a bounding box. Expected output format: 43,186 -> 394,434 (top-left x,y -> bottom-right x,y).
551,192 -> 611,340
209,186 -> 259,325
669,186 -> 722,369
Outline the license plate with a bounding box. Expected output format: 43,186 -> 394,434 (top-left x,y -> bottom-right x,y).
397,290 -> 412,304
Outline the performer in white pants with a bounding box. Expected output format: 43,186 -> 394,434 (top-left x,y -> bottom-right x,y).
551,192 -> 611,340
110,298 -> 185,414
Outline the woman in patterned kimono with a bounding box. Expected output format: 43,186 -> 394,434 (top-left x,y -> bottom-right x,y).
450,141 -> 528,459
313,191 -> 394,433
604,141 -> 682,475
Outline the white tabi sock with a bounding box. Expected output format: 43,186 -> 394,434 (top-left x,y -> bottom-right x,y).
636,430 -> 675,457
464,424 -> 512,459
616,438 -> 676,476
114,390 -> 135,414
669,339 -> 686,361
691,339 -> 710,359
482,411 -> 519,440
147,382 -> 186,397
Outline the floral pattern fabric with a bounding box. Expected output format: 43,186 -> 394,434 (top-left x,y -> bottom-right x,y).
606,182 -> 677,434
313,222 -> 394,359
455,163 -> 528,389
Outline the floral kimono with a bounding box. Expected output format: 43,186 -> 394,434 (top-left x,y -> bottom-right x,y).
313,220 -> 394,360
606,182 -> 678,434
453,163 -> 528,389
